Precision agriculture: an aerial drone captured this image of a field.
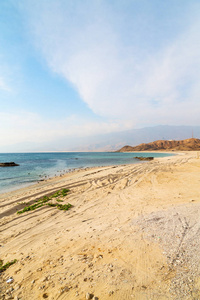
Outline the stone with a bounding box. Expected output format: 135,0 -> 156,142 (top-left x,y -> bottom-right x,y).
95,254 -> 103,259
86,292 -> 93,299
134,156 -> 154,161
109,291 -> 114,296
39,285 -> 45,290
108,264 -> 113,268
42,276 -> 48,282
6,277 -> 14,284
0,162 -> 19,167
6,287 -> 14,293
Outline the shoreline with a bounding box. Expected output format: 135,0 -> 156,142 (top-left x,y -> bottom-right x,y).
0,151 -> 176,196
0,151 -> 200,299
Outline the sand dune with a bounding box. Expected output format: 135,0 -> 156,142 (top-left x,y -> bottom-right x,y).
0,152 -> 200,299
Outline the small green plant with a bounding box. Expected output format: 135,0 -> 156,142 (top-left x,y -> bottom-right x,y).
51,191 -> 60,198
0,259 -> 17,273
47,203 -> 57,207
61,188 -> 69,196
17,203 -> 44,214
47,203 -> 71,210
17,188 -> 70,214
56,203 -> 72,210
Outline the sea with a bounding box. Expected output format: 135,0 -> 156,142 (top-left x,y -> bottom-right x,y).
0,152 -> 173,194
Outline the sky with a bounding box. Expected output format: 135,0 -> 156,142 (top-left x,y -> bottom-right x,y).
0,0 -> 200,151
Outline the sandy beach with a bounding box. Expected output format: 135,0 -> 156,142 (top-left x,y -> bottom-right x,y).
0,152 -> 200,300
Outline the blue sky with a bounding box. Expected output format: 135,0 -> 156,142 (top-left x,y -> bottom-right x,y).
0,0 -> 200,151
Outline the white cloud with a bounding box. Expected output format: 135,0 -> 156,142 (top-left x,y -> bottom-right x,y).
21,0 -> 200,126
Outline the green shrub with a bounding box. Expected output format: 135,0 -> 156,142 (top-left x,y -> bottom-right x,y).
0,259 -> 17,273
56,203 -> 72,210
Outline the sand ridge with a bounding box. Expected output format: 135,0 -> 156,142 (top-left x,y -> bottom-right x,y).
0,152 -> 200,299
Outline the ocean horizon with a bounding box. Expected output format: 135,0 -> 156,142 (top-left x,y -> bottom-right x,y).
0,152 -> 173,194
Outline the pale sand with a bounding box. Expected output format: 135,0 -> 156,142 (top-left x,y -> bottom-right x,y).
0,152 -> 200,300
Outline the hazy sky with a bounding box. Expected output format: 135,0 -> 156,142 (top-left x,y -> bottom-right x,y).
0,0 -> 200,150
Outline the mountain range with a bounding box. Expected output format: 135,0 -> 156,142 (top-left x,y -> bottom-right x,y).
1,125 -> 200,152
72,125 -> 200,151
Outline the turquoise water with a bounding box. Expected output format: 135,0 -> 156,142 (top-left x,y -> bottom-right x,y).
0,152 -> 173,194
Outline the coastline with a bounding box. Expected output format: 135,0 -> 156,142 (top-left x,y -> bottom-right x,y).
0,151 -> 200,299
0,151 -> 174,195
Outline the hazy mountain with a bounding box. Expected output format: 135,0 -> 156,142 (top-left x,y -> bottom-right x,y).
1,125 -> 200,152
70,125 -> 200,151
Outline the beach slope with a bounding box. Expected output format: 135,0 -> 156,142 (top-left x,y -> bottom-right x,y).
0,152 -> 200,299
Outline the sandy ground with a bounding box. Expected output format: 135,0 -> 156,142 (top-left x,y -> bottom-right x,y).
0,152 -> 200,300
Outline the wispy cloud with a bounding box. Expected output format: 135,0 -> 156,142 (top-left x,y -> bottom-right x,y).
20,0 -> 200,127
0,111 -> 133,147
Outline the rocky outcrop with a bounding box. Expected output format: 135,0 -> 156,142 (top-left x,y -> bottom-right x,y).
134,157 -> 154,161
117,138 -> 200,152
0,162 -> 19,167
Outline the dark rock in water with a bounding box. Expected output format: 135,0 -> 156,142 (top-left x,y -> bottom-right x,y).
134,157 -> 154,161
0,162 -> 20,167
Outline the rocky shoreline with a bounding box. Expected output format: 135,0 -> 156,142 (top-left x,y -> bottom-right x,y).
0,162 -> 19,167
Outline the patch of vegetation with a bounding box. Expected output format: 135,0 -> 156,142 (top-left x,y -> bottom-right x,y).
57,203 -> 72,210
51,191 -> 60,198
56,199 -> 63,202
0,259 -> 17,273
61,188 -> 69,196
17,203 -> 44,214
46,203 -> 57,207
17,188 -> 71,214
47,202 -> 72,210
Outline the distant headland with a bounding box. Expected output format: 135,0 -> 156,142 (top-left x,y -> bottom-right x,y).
117,138 -> 200,152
